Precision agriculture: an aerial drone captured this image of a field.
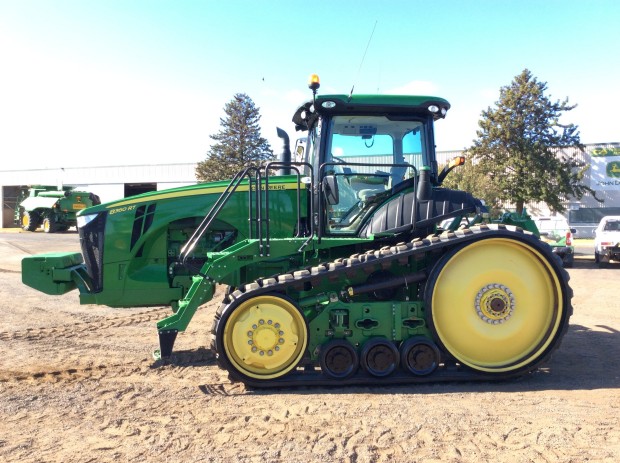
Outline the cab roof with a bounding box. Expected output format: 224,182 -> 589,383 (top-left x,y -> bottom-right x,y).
293,94 -> 451,131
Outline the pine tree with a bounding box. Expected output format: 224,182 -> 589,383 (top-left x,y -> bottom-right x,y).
468,69 -> 596,214
196,94 -> 273,182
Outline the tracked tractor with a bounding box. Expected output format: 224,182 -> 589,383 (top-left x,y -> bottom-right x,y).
22,76 -> 572,387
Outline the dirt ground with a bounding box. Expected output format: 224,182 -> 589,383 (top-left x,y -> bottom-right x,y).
0,231 -> 619,463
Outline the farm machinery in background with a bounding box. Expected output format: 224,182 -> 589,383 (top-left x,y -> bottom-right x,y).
15,185 -> 101,233
21,76 -> 572,387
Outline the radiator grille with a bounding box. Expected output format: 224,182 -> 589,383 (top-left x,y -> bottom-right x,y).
79,212 -> 107,292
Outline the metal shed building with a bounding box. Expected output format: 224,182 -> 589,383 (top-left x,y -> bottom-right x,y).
1,163 -> 197,228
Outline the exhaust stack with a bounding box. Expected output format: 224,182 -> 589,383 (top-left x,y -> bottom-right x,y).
276,127 -> 291,175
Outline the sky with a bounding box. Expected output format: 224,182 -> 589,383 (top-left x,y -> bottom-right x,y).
0,0 -> 619,171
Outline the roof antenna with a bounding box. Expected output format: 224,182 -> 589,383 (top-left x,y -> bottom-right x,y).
348,20 -> 378,102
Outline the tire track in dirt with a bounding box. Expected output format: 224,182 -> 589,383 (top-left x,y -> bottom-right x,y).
0,307 -> 170,342
0,348 -> 217,384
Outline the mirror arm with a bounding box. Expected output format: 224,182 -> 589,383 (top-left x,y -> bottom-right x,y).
438,156 -> 465,184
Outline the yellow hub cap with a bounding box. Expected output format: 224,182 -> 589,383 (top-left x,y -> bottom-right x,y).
431,238 -> 563,372
223,295 -> 307,380
475,284 -> 515,323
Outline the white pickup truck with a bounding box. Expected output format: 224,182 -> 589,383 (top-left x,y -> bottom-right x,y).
594,216 -> 620,268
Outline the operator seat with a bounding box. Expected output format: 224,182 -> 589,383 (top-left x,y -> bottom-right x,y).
389,165 -> 407,189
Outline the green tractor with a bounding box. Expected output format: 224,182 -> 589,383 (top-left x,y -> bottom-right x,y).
22,77 -> 572,387
16,185 -> 101,233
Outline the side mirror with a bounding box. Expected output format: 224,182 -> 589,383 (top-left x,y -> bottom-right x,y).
322,175 -> 339,205
570,228 -> 577,234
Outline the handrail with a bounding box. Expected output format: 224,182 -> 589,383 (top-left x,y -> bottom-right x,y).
264,161 -> 314,254
179,167 -> 260,264
179,161 -> 313,266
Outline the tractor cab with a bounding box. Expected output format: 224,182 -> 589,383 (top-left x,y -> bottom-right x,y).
292,77 -> 450,236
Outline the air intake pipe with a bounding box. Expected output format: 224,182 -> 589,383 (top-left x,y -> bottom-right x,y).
417,166 -> 432,201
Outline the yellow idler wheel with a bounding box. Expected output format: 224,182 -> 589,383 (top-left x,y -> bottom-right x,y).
222,294 -> 308,380
428,237 -> 564,373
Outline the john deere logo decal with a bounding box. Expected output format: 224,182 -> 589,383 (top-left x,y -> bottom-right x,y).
607,161 -> 620,178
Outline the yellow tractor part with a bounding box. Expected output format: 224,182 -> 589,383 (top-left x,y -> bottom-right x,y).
222,295 -> 308,380
430,237 -> 564,373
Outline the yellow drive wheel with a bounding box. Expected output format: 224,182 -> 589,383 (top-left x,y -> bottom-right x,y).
427,236 -> 565,373
221,294 -> 308,380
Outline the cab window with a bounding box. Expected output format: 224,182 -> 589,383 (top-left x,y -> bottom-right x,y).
322,115 -> 427,234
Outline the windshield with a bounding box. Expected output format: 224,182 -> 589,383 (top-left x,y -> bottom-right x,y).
326,115 -> 427,172
322,115 -> 428,234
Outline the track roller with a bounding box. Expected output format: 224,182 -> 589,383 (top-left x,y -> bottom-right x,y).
319,339 -> 359,379
360,338 -> 400,377
400,337 -> 440,376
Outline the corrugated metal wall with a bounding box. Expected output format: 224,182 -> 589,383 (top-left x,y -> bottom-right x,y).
0,163 -> 198,227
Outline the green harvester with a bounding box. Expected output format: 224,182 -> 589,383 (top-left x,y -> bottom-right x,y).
16,185 -> 101,233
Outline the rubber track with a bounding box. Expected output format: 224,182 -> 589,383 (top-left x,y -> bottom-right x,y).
210,224 -> 573,388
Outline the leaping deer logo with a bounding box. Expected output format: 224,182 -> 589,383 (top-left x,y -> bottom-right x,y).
607,161 -> 620,177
